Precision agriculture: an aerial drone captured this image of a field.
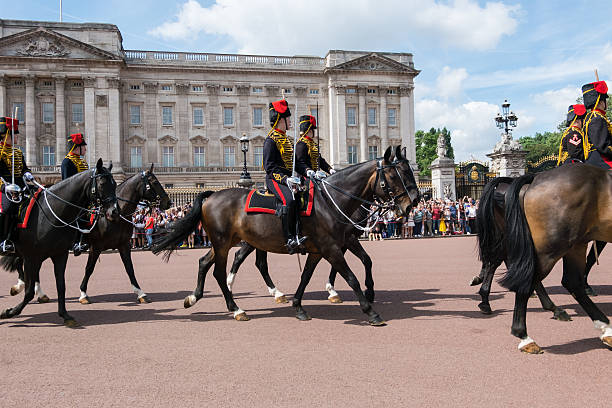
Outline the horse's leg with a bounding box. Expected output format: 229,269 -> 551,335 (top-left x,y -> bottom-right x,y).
322,246 -> 384,325
78,249 -> 101,304
469,263 -> 487,286
477,260 -> 500,315
118,244 -> 151,303
293,253 -> 323,321
35,280 -> 49,303
210,245 -> 247,321
227,242 -> 254,292
184,248 -> 215,308
325,248 -> 345,304
254,249 -> 288,304
511,287 -> 542,354
347,238 -> 374,303
52,252 -> 77,326
561,244 -> 612,348
534,281 -> 571,321
584,241 -> 606,296
1,260 -> 40,319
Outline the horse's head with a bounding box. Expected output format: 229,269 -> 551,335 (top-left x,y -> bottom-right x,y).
143,163 -> 172,210
93,158 -> 119,222
374,146 -> 420,216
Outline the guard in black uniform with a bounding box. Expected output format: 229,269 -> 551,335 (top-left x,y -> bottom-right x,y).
263,99 -> 305,254
295,114 -> 335,179
0,117 -> 34,254
583,81 -> 612,169
557,104 -> 587,165
61,133 -> 89,255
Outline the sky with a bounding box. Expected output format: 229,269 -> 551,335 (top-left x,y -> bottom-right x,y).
4,0 -> 612,161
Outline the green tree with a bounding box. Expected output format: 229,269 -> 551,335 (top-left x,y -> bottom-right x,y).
415,127 -> 454,176
518,131 -> 561,163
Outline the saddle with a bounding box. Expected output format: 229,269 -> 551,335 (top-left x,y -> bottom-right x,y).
16,188 -> 95,229
245,179 -> 314,216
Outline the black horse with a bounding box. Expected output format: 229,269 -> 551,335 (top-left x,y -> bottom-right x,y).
0,159 -> 118,326
154,146 -> 419,325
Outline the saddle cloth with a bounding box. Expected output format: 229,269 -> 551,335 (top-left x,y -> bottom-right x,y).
16,188 -> 95,229
245,179 -> 314,216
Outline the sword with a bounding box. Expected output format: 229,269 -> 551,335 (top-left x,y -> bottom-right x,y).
11,106 -> 18,186
291,96 -> 299,180
315,100 -> 320,170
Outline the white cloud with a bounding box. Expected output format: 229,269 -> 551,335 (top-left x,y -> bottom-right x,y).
436,66 -> 468,99
149,0 -> 520,54
531,86 -> 581,122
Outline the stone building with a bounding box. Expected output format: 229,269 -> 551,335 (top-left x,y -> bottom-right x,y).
0,19 -> 419,187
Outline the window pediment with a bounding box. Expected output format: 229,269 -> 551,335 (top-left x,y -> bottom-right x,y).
189,135 -> 209,145
158,135 -> 177,145
126,135 -> 145,145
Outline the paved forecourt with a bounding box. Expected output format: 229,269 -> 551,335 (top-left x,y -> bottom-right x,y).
1,237 -> 611,407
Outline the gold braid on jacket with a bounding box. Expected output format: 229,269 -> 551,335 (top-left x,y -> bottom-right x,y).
583,109 -> 612,160
268,129 -> 293,170
65,154 -> 89,173
298,135 -> 320,171
0,143 -> 24,188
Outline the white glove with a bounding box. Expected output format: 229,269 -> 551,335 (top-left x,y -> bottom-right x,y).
306,169 -> 316,179
286,176 -> 301,191
24,172 -> 34,182
315,170 -> 327,179
329,168 -> 336,174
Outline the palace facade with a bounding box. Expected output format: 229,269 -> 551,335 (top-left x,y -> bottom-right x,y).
0,19 -> 419,188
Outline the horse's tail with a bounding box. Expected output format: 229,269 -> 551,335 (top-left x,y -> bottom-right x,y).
476,176 -> 513,264
498,174 -> 537,295
152,191 -> 215,261
0,254 -> 22,273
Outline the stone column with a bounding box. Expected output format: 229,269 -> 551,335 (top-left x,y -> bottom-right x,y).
0,74 -> 6,118
25,75 -> 37,165
83,77 -> 96,165
358,86 -> 367,162
107,77 -> 122,172
206,83 -> 220,166
334,85 -> 347,167
327,79 -> 337,166
400,86 -> 416,162
54,76 -> 66,163
379,86 -> 388,152
143,81 -> 158,166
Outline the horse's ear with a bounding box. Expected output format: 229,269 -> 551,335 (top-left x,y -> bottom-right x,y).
150,162 -> 154,173
383,146 -> 393,163
96,158 -> 103,171
402,147 -> 407,160
108,161 -> 113,172
395,145 -> 403,161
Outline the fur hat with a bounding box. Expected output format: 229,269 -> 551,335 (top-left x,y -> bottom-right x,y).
566,104 -> 586,126
269,99 -> 291,127
581,81 -> 608,110
67,132 -> 87,152
299,115 -> 317,135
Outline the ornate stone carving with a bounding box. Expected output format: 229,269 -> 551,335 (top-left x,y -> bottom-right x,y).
399,86 -> 413,97
96,94 -> 108,107
175,83 -> 190,94
206,83 -> 220,95
143,81 -> 158,93
17,36 -> 69,57
294,86 -> 308,97
106,77 -> 121,89
83,77 -> 97,88
265,85 -> 279,97
189,135 -> 209,144
236,84 -> 250,96
436,133 -> 447,158
158,135 -> 177,145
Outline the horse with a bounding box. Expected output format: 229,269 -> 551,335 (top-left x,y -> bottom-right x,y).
153,146 -> 419,325
0,159 -> 119,326
478,163 -> 612,353
7,165 -> 171,304
471,177 -> 570,321
584,241 -> 605,295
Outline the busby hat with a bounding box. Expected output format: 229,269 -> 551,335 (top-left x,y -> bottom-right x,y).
299,115 -> 317,135
67,132 -> 86,153
269,99 -> 291,127
582,81 -> 608,110
0,117 -> 19,135
566,104 -> 586,126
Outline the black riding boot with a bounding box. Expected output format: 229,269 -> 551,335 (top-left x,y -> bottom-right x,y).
72,232 -> 89,257
280,205 -> 298,254
289,202 -> 307,251
0,213 -> 15,254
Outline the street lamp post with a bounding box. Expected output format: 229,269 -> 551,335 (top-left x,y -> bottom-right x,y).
238,133 -> 254,188
494,99 -> 518,135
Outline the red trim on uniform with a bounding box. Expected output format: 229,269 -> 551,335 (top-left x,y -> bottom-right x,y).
300,180 -> 314,216
271,180 -> 286,205
595,109 -> 607,116
17,188 -> 42,228
602,155 -> 612,168
274,128 -> 286,135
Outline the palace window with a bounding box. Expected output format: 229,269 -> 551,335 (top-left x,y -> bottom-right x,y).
347,107 -> 357,126
223,86 -> 233,92
72,81 -> 83,88
193,107 -> 204,126
223,107 -> 234,126
224,146 -> 236,167
252,87 -> 263,93
282,88 -> 292,95
309,89 -> 319,95
346,88 -> 356,94
388,108 -> 397,126
367,107 -> 377,125
348,145 -> 358,164
192,85 -> 203,92
254,146 -> 264,167
130,146 -> 142,168
43,80 -> 53,87
72,103 -> 83,123
194,146 -> 205,167
42,145 -> 55,166
368,145 -> 378,160
253,107 -> 263,127
367,88 -> 376,94
130,105 -> 141,125
161,85 -> 172,91
387,89 -> 397,95
42,102 -> 54,123
162,146 -> 174,167
129,84 -> 141,90
162,106 -> 173,125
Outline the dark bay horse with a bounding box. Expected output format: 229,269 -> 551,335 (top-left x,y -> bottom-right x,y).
478,164 -> 612,353
154,146 -> 419,325
0,159 -> 118,326
472,177 -> 570,321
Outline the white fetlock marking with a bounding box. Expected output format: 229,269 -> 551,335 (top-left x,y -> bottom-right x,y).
594,320 -> 612,339
34,282 -> 46,297
16,279 -> 25,290
268,287 -> 285,299
325,282 -> 333,292
518,336 -> 535,350
326,284 -> 339,299
132,285 -> 146,299
233,308 -> 245,318
187,295 -> 197,306
79,290 -> 88,301
227,273 -> 236,291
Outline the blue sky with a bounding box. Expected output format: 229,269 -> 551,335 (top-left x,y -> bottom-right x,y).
4,0 -> 612,161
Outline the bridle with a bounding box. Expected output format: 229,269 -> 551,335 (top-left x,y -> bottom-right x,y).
117,171 -> 169,224
373,158 -> 414,206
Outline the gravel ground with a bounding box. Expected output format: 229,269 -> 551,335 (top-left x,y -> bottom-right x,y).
1,237 -> 611,407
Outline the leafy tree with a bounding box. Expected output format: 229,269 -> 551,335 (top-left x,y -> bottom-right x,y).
518,131 -> 561,163
415,127 -> 454,176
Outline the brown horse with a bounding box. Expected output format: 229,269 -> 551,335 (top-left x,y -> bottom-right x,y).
478,164 -> 612,353
153,146 -> 419,325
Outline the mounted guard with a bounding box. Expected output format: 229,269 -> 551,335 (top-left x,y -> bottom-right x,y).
0,116 -> 34,254
582,81 -> 612,169
61,132 -> 90,255
557,104 -> 587,165
263,99 -> 305,254
295,114 -> 335,179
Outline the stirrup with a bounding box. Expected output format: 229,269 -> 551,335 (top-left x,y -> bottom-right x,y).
0,240 -> 15,254
286,238 -> 299,255
72,242 -> 87,257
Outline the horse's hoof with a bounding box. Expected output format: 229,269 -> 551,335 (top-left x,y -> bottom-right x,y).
138,296 -> 152,304
234,312 -> 250,321
10,286 -> 20,296
79,297 -> 91,305
530,292 -> 537,298
602,336 -> 612,348
275,295 -> 288,304
64,319 -> 79,328
585,285 -> 597,297
478,302 -> 492,315
37,295 -> 50,303
328,295 -> 343,304
296,310 -> 311,321
519,342 -> 543,354
553,309 -> 572,322
184,295 -> 197,309
469,276 -> 483,286
1,308 -> 12,319
369,315 -> 387,326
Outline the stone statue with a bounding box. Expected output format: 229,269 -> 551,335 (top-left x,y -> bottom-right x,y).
436,134 -> 447,158
443,183 -> 452,199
